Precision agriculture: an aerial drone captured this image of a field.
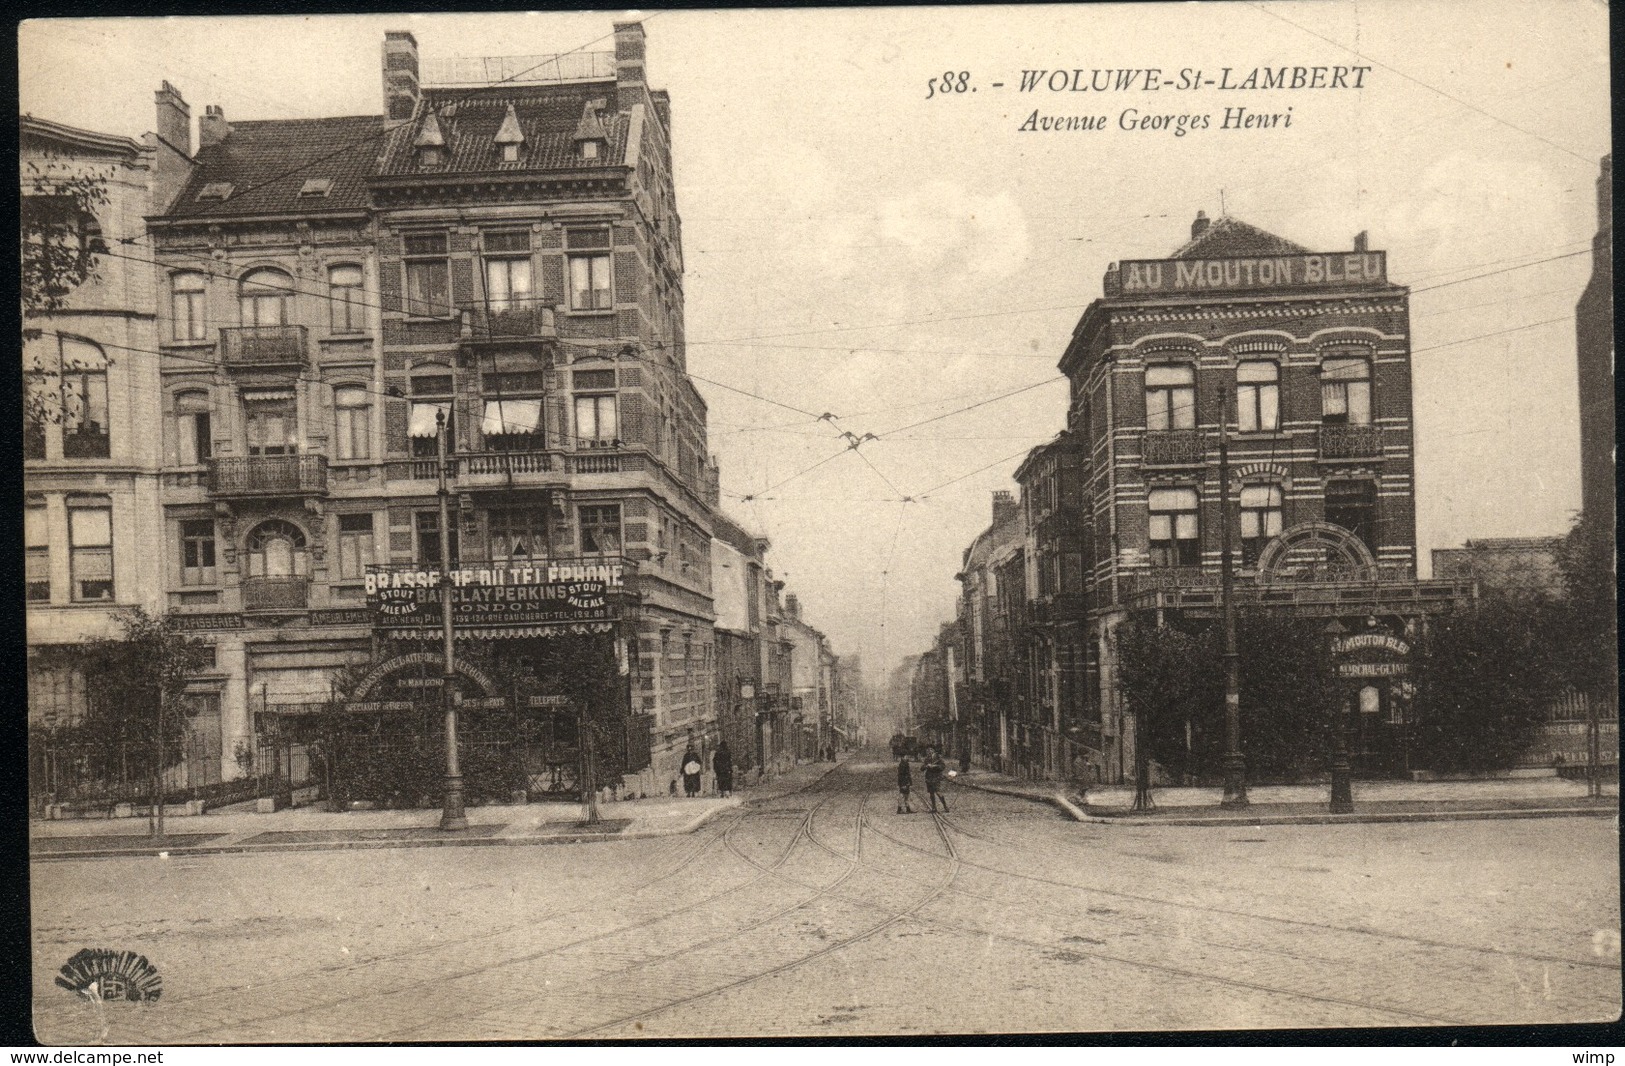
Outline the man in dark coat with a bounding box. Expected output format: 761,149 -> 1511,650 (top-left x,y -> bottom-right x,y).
681,748 -> 703,797
713,741 -> 734,798
922,746 -> 949,813
896,755 -> 913,814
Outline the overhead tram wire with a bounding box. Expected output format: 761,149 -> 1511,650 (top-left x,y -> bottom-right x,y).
1248,2 -> 1595,165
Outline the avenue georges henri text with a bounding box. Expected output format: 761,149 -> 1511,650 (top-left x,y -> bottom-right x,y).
924,64 -> 1374,135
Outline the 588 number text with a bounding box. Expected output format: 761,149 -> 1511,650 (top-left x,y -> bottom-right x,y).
926,71 -> 974,99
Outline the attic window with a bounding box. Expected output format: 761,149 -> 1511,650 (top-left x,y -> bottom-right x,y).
502,143 -> 521,162
299,178 -> 333,198
419,145 -> 447,167
196,182 -> 234,201
580,140 -> 599,161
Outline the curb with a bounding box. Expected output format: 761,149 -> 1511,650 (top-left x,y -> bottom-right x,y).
959,777 -> 1617,828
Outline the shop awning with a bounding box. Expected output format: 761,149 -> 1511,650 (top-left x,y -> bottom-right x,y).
408,402 -> 445,438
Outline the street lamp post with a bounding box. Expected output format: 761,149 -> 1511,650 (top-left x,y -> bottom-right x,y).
1217,383 -> 1248,809
436,408 -> 468,831
1325,619 -> 1354,813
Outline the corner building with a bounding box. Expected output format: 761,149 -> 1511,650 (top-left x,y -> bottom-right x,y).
1063,214 -> 1466,781
143,23 -> 717,800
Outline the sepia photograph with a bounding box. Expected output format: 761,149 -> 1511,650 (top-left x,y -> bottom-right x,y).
18,0 -> 1619,1044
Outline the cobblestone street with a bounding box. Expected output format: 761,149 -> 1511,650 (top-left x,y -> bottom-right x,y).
31,758 -> 1621,1041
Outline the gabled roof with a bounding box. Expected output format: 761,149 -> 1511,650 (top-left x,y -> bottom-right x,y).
1168,215 -> 1310,259
377,82 -> 630,178
162,114 -> 383,219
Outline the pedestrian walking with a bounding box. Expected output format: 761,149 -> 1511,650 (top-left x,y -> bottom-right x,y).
896,754 -> 913,814
681,748 -> 703,797
958,747 -> 971,775
713,741 -> 734,798
922,746 -> 949,813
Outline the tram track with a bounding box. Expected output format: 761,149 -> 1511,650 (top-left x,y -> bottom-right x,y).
140,780 -> 837,1041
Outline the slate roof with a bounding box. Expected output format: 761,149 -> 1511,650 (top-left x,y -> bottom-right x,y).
1168,216 -> 1310,259
376,83 -> 630,178
163,114 -> 384,219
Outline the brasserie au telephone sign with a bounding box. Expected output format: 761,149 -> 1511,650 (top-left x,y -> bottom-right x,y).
366,562 -> 625,627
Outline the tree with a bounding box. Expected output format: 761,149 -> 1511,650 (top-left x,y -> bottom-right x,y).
1117,620 -> 1219,788
71,609 -> 212,835
21,153 -> 111,432
1554,508 -> 1617,701
1410,596 -> 1569,773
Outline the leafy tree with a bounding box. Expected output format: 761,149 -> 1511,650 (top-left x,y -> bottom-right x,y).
1554,508 -> 1617,701
1410,596 -> 1569,773
1117,619 -> 1219,785
68,609 -> 212,833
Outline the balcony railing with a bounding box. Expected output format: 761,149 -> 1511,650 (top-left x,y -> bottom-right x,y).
219,325 -> 308,368
461,450 -> 557,476
208,454 -> 328,497
458,301 -> 557,342
1141,430 -> 1204,466
1319,423 -> 1383,460
242,576 -> 310,612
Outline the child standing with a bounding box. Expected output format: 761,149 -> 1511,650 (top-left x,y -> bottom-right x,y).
896,755 -> 913,813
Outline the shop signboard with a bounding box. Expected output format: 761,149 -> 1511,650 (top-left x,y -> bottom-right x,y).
365,561 -> 626,630
1113,251 -> 1387,296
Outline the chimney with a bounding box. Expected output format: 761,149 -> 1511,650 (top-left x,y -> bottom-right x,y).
992,490 -> 1018,526
1353,230 -> 1369,252
383,31 -> 421,129
785,593 -> 800,620
154,81 -> 191,157
198,104 -> 232,149
152,81 -> 193,212
1190,210 -> 1210,240
613,21 -> 648,113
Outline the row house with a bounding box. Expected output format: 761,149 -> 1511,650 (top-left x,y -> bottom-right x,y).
82,21 -> 723,799
24,114 -> 179,792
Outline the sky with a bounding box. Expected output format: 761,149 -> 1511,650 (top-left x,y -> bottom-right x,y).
18,2 -> 1613,680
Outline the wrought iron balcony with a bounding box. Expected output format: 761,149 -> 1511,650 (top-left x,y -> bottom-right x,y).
207,454 -> 328,497
458,301 -> 557,343
219,325 -> 308,368
1319,423 -> 1383,461
1141,430 -> 1204,467
242,576 -> 310,612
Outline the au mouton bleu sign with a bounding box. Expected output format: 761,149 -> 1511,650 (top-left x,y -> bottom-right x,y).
1114,251 -> 1387,295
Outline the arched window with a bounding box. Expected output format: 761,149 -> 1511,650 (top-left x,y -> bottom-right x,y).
239,268 -> 292,327
1236,361 -> 1280,432
174,389 -> 212,465
59,337 -> 109,459
172,272 -> 208,341
1239,485 -> 1283,566
1321,355 -> 1371,425
245,520 -> 309,578
1145,364 -> 1195,431
1147,487 -> 1199,567
328,264 -> 364,333
333,385 -> 371,460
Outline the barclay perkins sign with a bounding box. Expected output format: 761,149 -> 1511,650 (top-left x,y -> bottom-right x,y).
366,561 -> 626,629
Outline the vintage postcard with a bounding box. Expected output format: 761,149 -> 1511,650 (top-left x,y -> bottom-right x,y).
19,1 -> 1618,1044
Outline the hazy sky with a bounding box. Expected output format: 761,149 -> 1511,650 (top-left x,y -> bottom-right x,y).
19,2 -> 1612,677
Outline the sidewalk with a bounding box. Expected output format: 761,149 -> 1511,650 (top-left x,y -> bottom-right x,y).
958,769 -> 1619,827
29,760 -> 844,860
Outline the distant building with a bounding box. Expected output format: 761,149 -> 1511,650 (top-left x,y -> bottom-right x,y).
1432,537 -> 1566,598
1575,155 -> 1614,527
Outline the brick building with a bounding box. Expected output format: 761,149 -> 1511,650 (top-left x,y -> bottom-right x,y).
71,22 -> 725,803
1060,213 -> 1467,780
1575,155 -> 1614,527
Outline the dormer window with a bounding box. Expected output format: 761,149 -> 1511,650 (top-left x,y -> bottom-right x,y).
494,103 -> 525,164
573,99 -> 608,164
418,145 -> 447,167
298,177 -> 333,198
413,112 -> 447,168
196,182 -> 233,201
580,140 -> 599,161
